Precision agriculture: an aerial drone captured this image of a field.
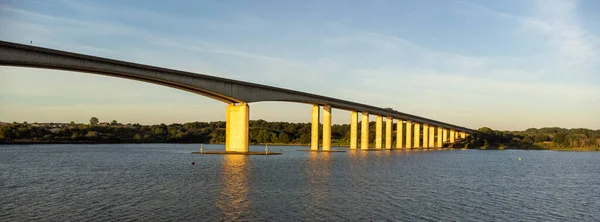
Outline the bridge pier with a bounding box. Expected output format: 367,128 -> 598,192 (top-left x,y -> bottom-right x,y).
423,124 -> 429,148
406,121 -> 413,149
361,112 -> 369,149
460,132 -> 466,139
414,123 -> 421,148
450,130 -> 455,143
429,126 -> 435,149
225,103 -> 249,152
396,120 -> 403,149
443,129 -> 448,145
350,111 -> 358,149
311,105 -> 320,151
322,105 -> 332,151
375,116 -> 383,149
385,117 -> 392,149
437,127 -> 443,148
323,105 -> 331,151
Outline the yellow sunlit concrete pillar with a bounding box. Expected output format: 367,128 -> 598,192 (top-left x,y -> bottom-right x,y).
406,121 -> 412,149
385,117 -> 392,149
437,127 -> 443,148
414,123 -> 421,148
450,130 -> 455,143
322,105 -> 331,151
225,103 -> 249,152
350,111 -> 358,150
375,116 -> 383,149
423,124 -> 429,148
460,132 -> 466,139
443,129 -> 448,144
396,120 -> 403,149
429,126 -> 435,148
361,112 -> 369,149
311,105 -> 320,151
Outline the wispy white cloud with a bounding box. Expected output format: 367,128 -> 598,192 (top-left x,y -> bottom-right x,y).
1,3 -> 284,64
56,0 -> 271,31
0,3 -> 307,79
459,0 -> 600,74
322,25 -> 497,79
528,0 -> 600,67
151,38 -> 299,67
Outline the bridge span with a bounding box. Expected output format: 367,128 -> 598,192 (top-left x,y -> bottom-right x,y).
0,40 -> 472,152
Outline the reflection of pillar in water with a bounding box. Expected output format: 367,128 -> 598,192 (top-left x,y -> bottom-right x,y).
307,152 -> 331,215
216,155 -> 250,220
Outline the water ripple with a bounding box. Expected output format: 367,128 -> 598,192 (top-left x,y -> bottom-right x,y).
1,145 -> 599,221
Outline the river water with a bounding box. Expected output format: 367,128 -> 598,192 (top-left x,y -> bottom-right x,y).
1,144 -> 599,221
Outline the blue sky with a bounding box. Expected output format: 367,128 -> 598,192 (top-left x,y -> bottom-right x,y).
1,0 -> 599,130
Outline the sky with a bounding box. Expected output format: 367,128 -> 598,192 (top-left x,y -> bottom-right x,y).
0,0 -> 599,131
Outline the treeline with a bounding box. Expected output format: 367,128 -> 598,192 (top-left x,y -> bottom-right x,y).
1,119 -> 598,150
0,119 -> 364,145
464,127 -> 600,150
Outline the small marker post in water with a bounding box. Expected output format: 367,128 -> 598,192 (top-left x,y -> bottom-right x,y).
265,144 -> 269,155
200,144 -> 203,154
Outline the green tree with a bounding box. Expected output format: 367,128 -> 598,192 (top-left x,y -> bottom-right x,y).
534,135 -> 548,143
90,117 -> 99,125
298,134 -> 311,144
133,133 -> 142,141
270,133 -> 278,143
111,120 -> 118,125
278,132 -> 290,143
86,131 -> 98,138
0,126 -> 14,140
256,130 -> 270,143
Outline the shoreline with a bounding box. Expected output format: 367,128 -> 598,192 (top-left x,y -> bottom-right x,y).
0,141 -> 319,147
2,141 -> 597,151
476,146 -> 600,152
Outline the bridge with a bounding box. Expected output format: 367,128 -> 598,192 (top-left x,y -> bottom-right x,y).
0,40 -> 473,153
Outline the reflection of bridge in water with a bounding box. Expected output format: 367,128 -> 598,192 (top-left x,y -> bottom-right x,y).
306,152 -> 332,219
0,41 -> 472,153
216,155 -> 251,220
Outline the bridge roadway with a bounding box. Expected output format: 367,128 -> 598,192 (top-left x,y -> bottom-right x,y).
0,40 -> 473,152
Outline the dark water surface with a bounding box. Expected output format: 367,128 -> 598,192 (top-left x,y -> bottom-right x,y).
1,144 -> 599,221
